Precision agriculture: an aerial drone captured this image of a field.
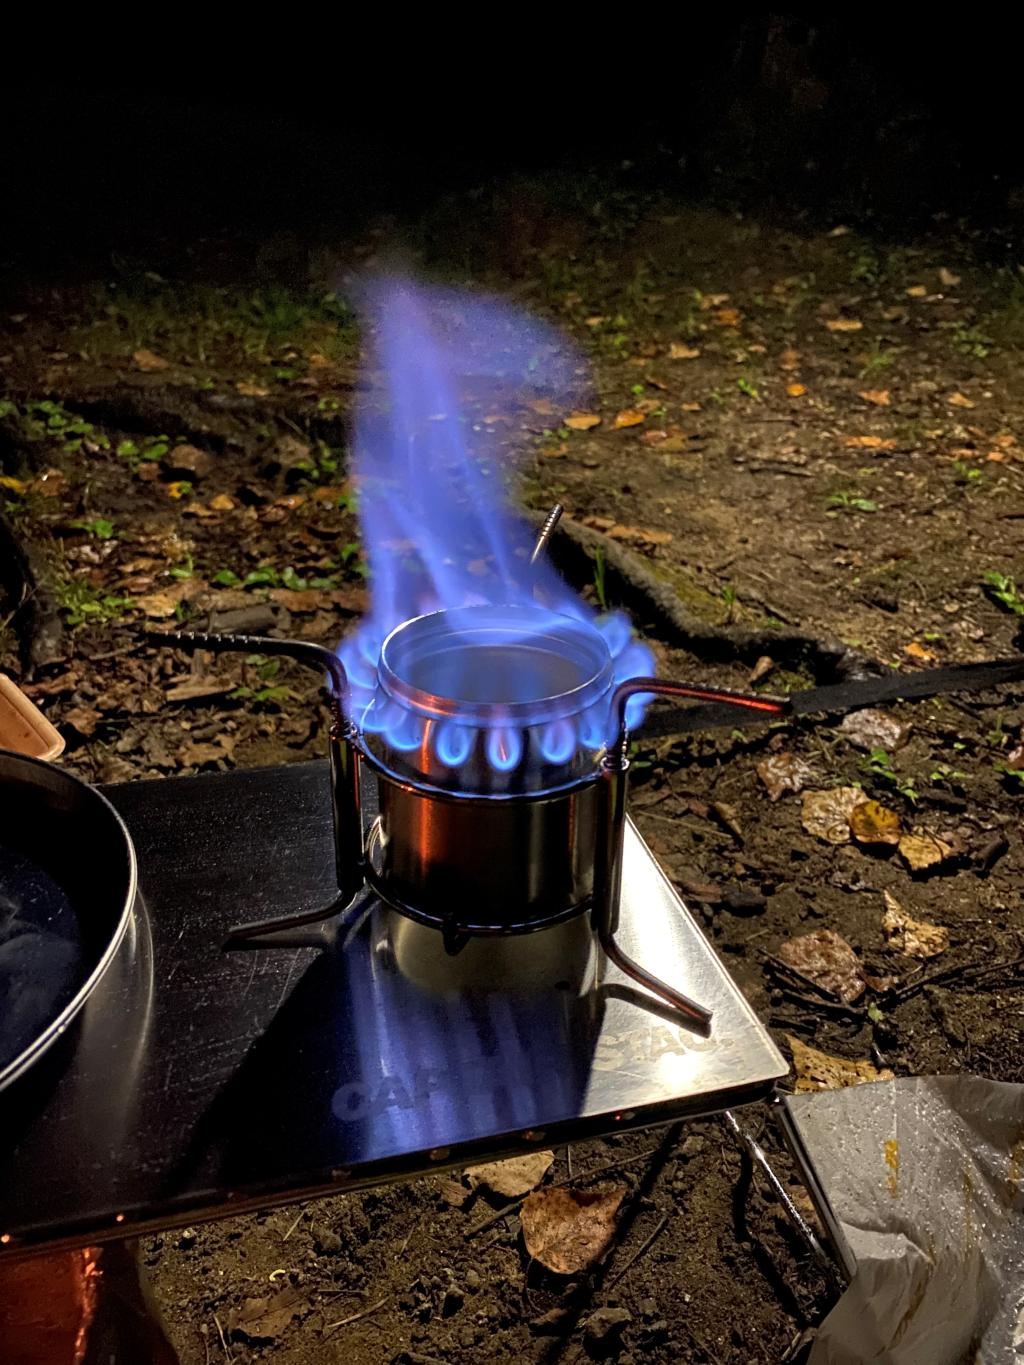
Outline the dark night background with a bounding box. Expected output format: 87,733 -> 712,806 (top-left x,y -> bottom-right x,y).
3,14 -> 1024,272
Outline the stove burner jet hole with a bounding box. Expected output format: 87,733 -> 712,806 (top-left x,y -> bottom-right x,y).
367,604 -> 615,795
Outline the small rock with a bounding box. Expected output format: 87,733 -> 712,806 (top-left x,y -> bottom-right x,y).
721,885 -> 766,915
584,1306 -> 632,1350
163,443 -> 214,482
639,1298 -> 657,1319
178,1228 -> 197,1249
441,1286 -> 464,1317
312,1224 -> 342,1254
681,1136 -> 706,1159
530,1305 -> 572,1336
464,1268 -> 482,1292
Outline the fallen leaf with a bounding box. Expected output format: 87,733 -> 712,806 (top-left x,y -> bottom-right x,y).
881,890 -> 949,958
61,704 -> 101,736
0,475 -> 28,493
801,787 -> 864,844
680,401 -> 702,412
841,435 -> 897,450
938,267 -> 961,288
839,708 -> 910,752
133,348 -> 170,372
164,481 -> 193,500
520,1185 -> 625,1275
133,588 -> 187,619
208,493 -> 236,512
698,293 -> 730,310
527,397 -> 556,416
778,929 -> 866,1003
905,285 -> 928,298
788,1035 -> 894,1092
165,678 -> 236,703
641,429 -> 668,446
758,752 -> 815,802
898,830 -> 954,872
828,225 -> 851,237
780,347 -> 802,371
825,318 -> 863,333
179,740 -> 232,768
235,381 -> 269,398
32,467 -> 69,498
227,1284 -> 303,1342
849,799 -> 902,846
947,391 -> 975,409
306,351 -> 329,368
604,523 -> 672,546
859,389 -> 890,406
565,412 -> 601,431
749,655 -> 775,684
465,1151 -> 554,1198
711,307 -> 741,327
787,382 -> 807,397
584,316 -> 606,328
612,409 -> 645,429
668,343 -> 700,360
436,1178 -> 471,1207
904,641 -> 937,662
1005,743 -> 1024,772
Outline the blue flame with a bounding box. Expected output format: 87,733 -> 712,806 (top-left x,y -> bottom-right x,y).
338,278 -> 655,778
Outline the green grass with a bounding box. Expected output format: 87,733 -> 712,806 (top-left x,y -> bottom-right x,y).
983,570 -> 1024,616
826,490 -> 878,514
57,579 -> 133,627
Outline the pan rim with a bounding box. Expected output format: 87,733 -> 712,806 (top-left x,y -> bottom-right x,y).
0,748 -> 137,1092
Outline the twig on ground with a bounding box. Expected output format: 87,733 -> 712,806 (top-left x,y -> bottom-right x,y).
605,1212 -> 669,1287
324,1295 -> 390,1333
281,1208 -> 304,1241
213,1313 -> 232,1361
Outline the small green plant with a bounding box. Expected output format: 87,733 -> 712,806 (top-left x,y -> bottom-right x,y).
169,554 -> 194,580
862,747 -> 918,803
630,382 -> 645,397
848,248 -> 881,286
592,547 -> 608,611
994,761 -> 1024,791
57,579 -> 133,627
737,376 -> 760,400
708,387 -> 726,407
929,761 -> 967,787
859,346 -> 895,379
953,324 -> 993,359
983,571 -> 1024,616
117,435 -> 169,469
827,490 -> 878,514
212,568 -> 241,587
4,400 -> 110,455
69,517 -> 115,540
952,459 -> 983,486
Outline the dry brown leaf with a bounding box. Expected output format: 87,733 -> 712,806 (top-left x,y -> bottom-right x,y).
904,641 -> 937,662
668,343 -> 700,360
947,391 -> 975,409
938,267 -> 961,288
757,751 -> 815,802
881,890 -> 949,958
780,347 -> 802,371
179,740 -> 232,769
787,382 -> 807,397
849,799 -> 902,846
788,1035 -> 894,1092
711,307 -> 741,327
227,1284 -> 303,1342
465,1151 -> 554,1199
778,929 -> 866,1003
133,348 -> 170,372
898,831 -> 954,872
859,389 -> 891,406
801,787 -> 864,844
208,493 -> 236,512
698,292 -> 730,310
905,285 -> 928,298
236,380 -> 270,398
605,524 -> 673,546
520,1185 -> 625,1275
838,708 -> 910,752
584,316 -> 606,328
825,318 -> 863,333
165,678 -> 236,703
612,409 -> 645,429
565,412 -> 601,431
61,704 -> 100,736
841,435 -> 897,450
133,588 -> 187,619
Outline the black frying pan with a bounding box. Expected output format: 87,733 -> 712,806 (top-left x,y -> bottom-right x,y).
0,750 -> 136,1091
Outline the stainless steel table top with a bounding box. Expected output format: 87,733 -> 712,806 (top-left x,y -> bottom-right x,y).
0,760 -> 785,1258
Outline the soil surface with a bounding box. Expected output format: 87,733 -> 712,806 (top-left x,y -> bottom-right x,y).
3,180 -> 1024,1364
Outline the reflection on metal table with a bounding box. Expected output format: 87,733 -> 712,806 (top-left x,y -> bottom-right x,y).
0,759 -> 785,1258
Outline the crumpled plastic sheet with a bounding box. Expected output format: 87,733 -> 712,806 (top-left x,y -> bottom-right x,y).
785,1075 -> 1024,1364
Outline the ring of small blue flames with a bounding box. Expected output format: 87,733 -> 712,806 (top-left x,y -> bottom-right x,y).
338,608 -> 652,790
334,276 -> 657,794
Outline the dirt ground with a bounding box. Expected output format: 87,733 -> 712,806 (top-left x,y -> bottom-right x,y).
3,179 -> 1024,1363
